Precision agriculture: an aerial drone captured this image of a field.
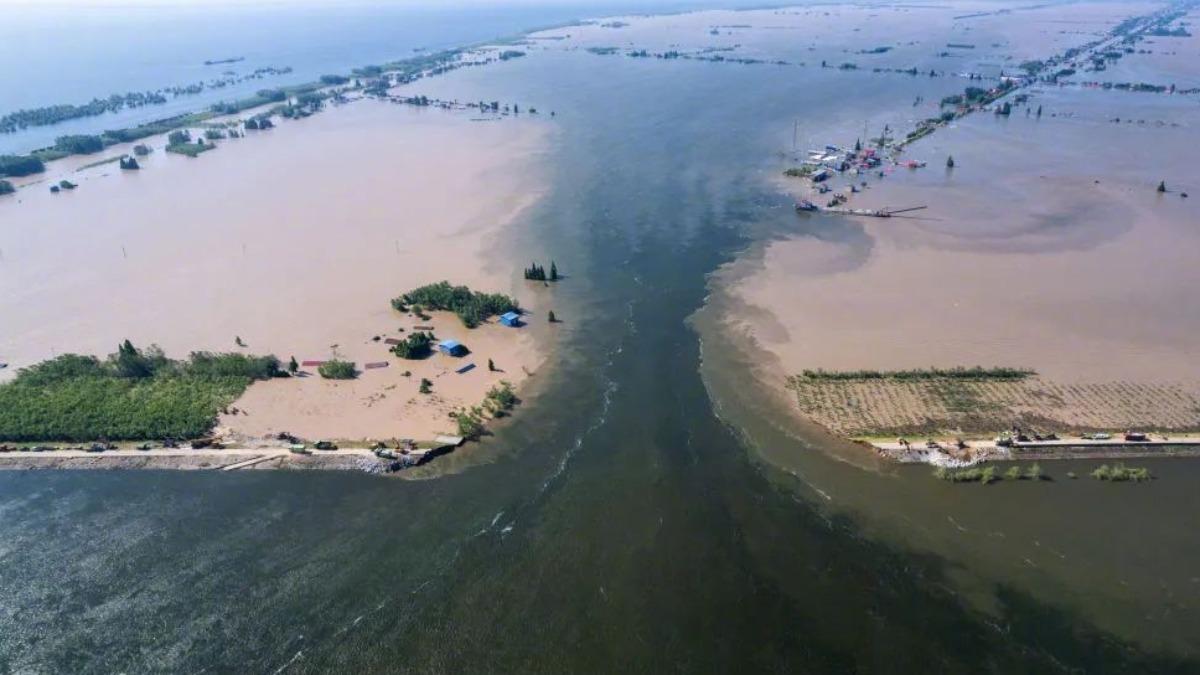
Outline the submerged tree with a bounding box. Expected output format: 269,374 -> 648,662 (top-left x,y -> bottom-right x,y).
946,155 -> 955,169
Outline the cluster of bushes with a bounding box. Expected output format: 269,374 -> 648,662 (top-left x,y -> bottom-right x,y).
394,282 -> 518,328
483,381 -> 518,417
391,331 -> 435,359
317,360 -> 357,380
799,366 -> 1035,381
320,74 -> 350,85
1091,464 -> 1152,482
119,156 -> 140,170
523,261 -> 559,282
0,342 -> 280,441
0,180 -> 13,195
451,382 -> 520,439
0,154 -> 46,178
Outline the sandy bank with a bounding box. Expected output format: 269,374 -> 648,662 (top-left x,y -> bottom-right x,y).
218,309 -> 544,443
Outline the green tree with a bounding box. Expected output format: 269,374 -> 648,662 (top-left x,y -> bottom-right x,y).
548,310 -> 557,323
550,261 -> 559,281
0,180 -> 13,195
288,356 -> 299,374
419,378 -> 432,394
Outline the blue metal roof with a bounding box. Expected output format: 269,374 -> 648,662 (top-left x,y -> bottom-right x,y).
438,339 -> 462,349
500,311 -> 520,321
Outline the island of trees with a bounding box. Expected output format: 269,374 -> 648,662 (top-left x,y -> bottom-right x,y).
523,260 -> 559,281
0,67 -> 294,135
393,281 -> 518,328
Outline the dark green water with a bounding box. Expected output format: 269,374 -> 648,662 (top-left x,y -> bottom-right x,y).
2,25 -> 1198,675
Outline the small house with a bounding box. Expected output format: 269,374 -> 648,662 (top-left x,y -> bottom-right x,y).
437,339 -> 468,357
499,311 -> 521,327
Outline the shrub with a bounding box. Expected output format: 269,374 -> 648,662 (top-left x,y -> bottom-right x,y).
186,352 -> 280,379
317,360 -> 357,379
419,378 -> 432,394
455,406 -> 486,440
0,180 -> 13,195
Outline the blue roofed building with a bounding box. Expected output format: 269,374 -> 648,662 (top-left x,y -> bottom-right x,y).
437,339 -> 468,357
499,311 -> 521,327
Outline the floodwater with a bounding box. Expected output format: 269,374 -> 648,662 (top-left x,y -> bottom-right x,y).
0,101 -> 549,375
720,83 -> 1200,384
1,3 -> 1199,672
